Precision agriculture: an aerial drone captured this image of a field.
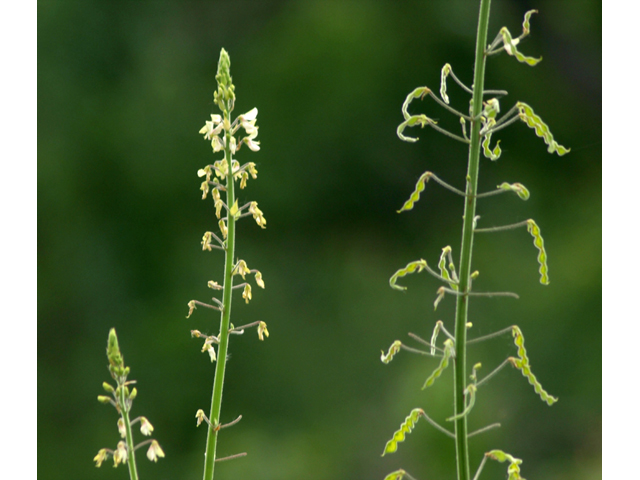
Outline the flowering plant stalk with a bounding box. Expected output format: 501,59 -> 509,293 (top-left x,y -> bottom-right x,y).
188,47 -> 269,480
92,48 -> 267,480
380,2 -> 568,480
93,329 -> 164,477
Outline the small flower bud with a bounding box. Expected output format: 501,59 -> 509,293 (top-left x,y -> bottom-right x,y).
195,409 -> 206,427
102,382 -> 114,394
107,328 -> 124,369
97,395 -> 112,404
129,387 -> 137,401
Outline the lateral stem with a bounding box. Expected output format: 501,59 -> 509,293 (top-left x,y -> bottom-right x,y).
408,332 -> 447,354
474,220 -> 529,233
419,410 -> 456,439
467,326 -> 514,344
427,90 -> 472,121
468,423 -> 501,438
475,358 -> 511,389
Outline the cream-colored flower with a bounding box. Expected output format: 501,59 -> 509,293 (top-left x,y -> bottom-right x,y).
140,416 -> 154,436
249,202 -> 267,229
242,284 -> 252,304
113,441 -> 128,467
93,448 -> 109,467
257,321 -> 269,341
254,271 -> 265,289
195,409 -> 206,427
118,418 -> 126,438
234,260 -> 250,279
199,114 -> 223,140
186,300 -> 197,318
146,440 -> 165,463
218,219 -> 228,239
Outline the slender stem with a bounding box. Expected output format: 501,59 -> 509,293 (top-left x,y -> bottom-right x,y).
119,386 -> 139,480
452,2 -> 492,480
202,114 -> 237,480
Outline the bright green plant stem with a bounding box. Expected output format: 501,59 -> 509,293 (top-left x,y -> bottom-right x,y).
453,1 -> 492,479
119,387 -> 140,480
203,118 -> 237,480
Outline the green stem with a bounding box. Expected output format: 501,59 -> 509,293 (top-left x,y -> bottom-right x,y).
202,114 -> 237,480
119,387 -> 139,480
453,1 -> 492,480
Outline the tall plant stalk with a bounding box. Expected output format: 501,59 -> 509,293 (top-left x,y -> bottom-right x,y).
189,48 -> 269,480
201,105 -> 237,480
452,1 -> 492,478
381,2 -> 568,480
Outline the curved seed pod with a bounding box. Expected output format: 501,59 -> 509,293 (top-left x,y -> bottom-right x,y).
481,133 -> 502,161
381,340 -> 402,364
389,260 -> 428,291
382,408 -> 424,456
511,326 -> 558,405
383,470 -> 409,480
438,247 -> 458,290
397,172 -> 433,213
440,64 -> 451,104
522,9 -> 538,35
446,384 -> 476,421
498,182 -> 530,200
526,219 -> 550,285
397,114 -> 435,143
433,286 -> 446,311
485,450 -> 524,480
401,87 -> 430,120
422,339 -> 454,389
499,26 -> 542,66
430,320 -> 443,356
516,102 -> 570,156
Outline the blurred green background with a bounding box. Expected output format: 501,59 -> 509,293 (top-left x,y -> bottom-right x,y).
38,0 -> 601,479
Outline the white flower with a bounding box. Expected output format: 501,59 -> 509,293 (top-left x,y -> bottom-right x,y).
139,416 -> 154,436
93,448 -> 109,467
199,114 -> 223,140
118,418 -> 126,438
113,441 -> 128,467
146,440 -> 165,463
